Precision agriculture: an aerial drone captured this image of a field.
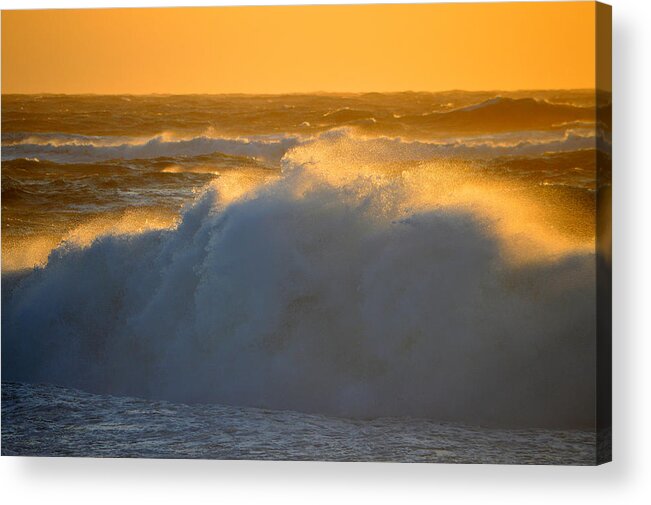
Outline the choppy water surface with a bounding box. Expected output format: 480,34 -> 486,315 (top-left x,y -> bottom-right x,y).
2,92 -> 610,462
2,382 -> 596,464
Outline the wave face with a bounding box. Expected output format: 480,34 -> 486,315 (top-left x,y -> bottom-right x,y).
1,92 -> 604,429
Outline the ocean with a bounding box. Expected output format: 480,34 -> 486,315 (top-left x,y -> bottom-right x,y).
1,381 -> 596,464
1,92 -> 610,463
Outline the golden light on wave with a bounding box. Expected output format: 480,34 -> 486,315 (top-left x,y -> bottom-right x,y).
1,170 -> 280,272
403,164 -> 595,264
280,134 -> 595,265
2,208 -> 179,272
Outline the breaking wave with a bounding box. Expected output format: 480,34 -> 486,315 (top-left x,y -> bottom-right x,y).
1,132 -> 301,165
2,143 -> 596,429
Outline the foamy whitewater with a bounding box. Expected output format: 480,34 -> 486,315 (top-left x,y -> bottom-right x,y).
1,92 -> 610,462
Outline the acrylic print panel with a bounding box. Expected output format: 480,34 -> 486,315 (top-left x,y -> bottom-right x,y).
1,2 -> 611,464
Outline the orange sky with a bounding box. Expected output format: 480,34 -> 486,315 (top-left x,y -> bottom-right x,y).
2,2 -> 598,94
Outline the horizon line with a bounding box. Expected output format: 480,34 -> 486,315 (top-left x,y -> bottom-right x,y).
2,88 -> 598,97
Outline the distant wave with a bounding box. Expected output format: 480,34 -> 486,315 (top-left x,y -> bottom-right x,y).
399,97 -> 596,132
2,148 -> 596,429
322,107 -> 376,122
451,96 -> 507,112
1,132 -> 301,165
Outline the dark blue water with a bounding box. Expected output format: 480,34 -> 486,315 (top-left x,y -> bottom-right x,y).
2,382 -> 596,464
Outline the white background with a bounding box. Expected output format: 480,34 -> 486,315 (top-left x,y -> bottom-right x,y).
0,0 -> 649,503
